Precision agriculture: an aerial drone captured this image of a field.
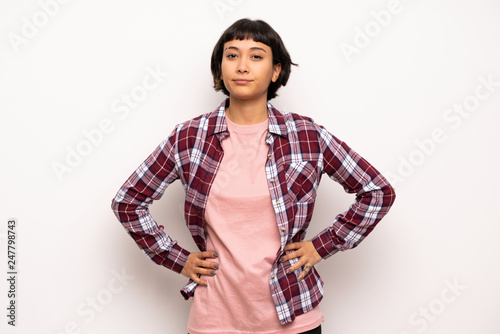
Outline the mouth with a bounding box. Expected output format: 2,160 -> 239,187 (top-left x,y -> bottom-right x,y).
233,79 -> 253,84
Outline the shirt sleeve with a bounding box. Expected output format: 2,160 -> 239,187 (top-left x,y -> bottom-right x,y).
110,126 -> 190,274
311,122 -> 396,259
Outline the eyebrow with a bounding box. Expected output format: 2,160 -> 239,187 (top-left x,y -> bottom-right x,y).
224,46 -> 267,53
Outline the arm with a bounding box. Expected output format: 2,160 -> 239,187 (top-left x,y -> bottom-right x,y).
281,122 -> 396,279
110,126 -> 190,274
310,123 -> 396,259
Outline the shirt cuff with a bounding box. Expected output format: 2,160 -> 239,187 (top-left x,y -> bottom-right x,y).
162,243 -> 190,274
311,229 -> 340,260
180,280 -> 198,300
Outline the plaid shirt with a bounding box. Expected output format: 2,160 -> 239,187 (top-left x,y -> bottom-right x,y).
111,99 -> 396,324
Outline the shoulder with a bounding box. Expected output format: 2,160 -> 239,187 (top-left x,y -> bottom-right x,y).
286,112 -> 315,125
279,109 -> 322,135
272,108 -> 337,148
170,108 -> 221,139
177,111 -> 216,131
269,103 -> 317,127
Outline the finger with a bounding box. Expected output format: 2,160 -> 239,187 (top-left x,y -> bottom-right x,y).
280,249 -> 301,263
188,267 -> 216,287
285,258 -> 307,274
195,267 -> 217,277
283,242 -> 302,252
191,275 -> 208,287
197,251 -> 218,259
281,244 -> 307,261
298,265 -> 313,281
197,259 -> 219,270
181,253 -> 217,278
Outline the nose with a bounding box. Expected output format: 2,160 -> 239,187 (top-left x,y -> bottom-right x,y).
237,59 -> 249,74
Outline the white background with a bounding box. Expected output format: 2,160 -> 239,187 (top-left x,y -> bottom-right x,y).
1,0 -> 499,333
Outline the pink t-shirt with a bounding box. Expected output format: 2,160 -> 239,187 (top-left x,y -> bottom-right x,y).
187,116 -> 323,334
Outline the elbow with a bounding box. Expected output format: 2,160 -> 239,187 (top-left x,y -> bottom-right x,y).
110,195 -> 122,217
383,183 -> 396,208
110,198 -> 117,212
110,188 -> 126,215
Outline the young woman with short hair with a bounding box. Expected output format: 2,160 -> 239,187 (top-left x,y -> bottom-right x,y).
112,18 -> 396,334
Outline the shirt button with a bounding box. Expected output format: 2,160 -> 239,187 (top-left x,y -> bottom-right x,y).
267,155 -> 272,160
270,179 -> 275,183
280,227 -> 286,232
275,199 -> 280,203
271,275 -> 276,280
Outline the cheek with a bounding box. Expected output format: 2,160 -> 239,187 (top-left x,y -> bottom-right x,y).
220,61 -> 231,79
259,64 -> 275,82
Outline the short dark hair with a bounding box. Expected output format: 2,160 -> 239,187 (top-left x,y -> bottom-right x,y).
210,18 -> 297,100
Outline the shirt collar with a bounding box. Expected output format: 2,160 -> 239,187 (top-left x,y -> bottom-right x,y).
208,98 -> 288,138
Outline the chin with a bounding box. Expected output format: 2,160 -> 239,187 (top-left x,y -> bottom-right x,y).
227,90 -> 266,102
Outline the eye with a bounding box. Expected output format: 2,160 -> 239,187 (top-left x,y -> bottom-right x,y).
225,53 -> 237,59
251,54 -> 263,60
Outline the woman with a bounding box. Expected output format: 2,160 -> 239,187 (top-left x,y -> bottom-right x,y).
111,18 -> 396,334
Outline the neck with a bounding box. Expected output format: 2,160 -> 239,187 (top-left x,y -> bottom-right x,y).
225,96 -> 269,125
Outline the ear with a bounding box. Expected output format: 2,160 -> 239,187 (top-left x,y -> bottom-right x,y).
272,63 -> 282,83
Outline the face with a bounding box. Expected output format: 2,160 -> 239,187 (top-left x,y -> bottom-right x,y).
221,38 -> 281,101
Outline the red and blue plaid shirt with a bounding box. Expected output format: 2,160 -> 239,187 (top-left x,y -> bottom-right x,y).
111,99 -> 396,324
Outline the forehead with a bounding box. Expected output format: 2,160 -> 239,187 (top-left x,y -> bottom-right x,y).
223,38 -> 271,52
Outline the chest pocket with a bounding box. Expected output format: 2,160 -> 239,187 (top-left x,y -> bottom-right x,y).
284,161 -> 318,204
